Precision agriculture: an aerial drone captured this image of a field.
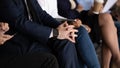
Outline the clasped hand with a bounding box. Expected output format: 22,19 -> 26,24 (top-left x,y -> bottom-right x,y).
0,23 -> 13,45
57,21 -> 78,43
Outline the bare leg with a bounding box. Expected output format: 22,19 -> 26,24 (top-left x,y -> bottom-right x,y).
111,51 -> 120,68
99,13 -> 120,67
102,43 -> 112,68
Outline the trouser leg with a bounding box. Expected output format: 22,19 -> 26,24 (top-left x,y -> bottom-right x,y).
0,38 -> 58,68
48,39 -> 82,68
75,26 -> 100,68
0,53 -> 58,68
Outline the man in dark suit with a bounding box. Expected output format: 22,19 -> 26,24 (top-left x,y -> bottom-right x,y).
0,0 -> 80,68
0,22 -> 59,68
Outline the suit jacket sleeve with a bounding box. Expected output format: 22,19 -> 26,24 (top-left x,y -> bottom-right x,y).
57,0 -> 79,19
0,0 -> 60,45
27,0 -> 61,28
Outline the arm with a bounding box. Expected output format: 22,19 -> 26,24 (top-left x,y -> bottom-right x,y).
0,0 -> 54,45
57,0 -> 80,19
27,0 -> 61,28
15,16 -> 52,45
0,0 -> 78,45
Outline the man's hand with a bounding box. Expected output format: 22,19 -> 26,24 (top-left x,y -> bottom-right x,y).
0,22 -> 13,45
0,34 -> 13,45
73,19 -> 82,28
57,21 -> 78,43
0,23 -> 9,34
88,5 -> 103,15
69,19 -> 91,32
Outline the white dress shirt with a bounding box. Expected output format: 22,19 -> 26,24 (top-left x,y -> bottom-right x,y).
37,0 -> 66,38
37,0 -> 65,18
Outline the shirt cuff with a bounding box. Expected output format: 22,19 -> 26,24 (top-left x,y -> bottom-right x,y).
49,29 -> 53,38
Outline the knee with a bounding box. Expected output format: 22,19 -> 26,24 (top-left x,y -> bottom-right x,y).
77,26 -> 89,38
99,13 -> 111,20
99,13 -> 113,26
44,53 -> 59,67
48,54 -> 58,63
77,26 -> 88,34
46,53 -> 57,60
76,26 -> 90,40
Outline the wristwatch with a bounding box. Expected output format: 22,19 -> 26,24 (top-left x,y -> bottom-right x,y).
53,29 -> 59,38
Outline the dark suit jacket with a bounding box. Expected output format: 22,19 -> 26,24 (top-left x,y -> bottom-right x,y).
0,0 -> 61,45
57,0 -> 79,19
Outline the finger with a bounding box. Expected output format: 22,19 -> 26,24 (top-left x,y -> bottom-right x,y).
68,29 -> 78,33
70,32 -> 78,39
64,31 -> 76,43
69,31 -> 78,42
0,23 -> 9,31
66,26 -> 74,31
0,41 -> 4,45
2,34 -> 13,39
74,19 -> 82,26
67,25 -> 75,28
58,21 -> 68,29
66,36 -> 75,43
0,38 -> 5,45
66,25 -> 75,30
88,28 -> 91,33
73,34 -> 78,37
85,26 -> 91,32
63,21 -> 69,27
70,32 -> 75,42
74,19 -> 80,22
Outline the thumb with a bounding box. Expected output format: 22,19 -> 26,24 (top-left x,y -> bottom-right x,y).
63,21 -> 68,27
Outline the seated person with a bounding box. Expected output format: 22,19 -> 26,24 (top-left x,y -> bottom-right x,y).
57,0 -> 120,68
38,0 -> 100,68
0,0 -> 82,68
0,22 -> 59,68
111,5 -> 120,67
